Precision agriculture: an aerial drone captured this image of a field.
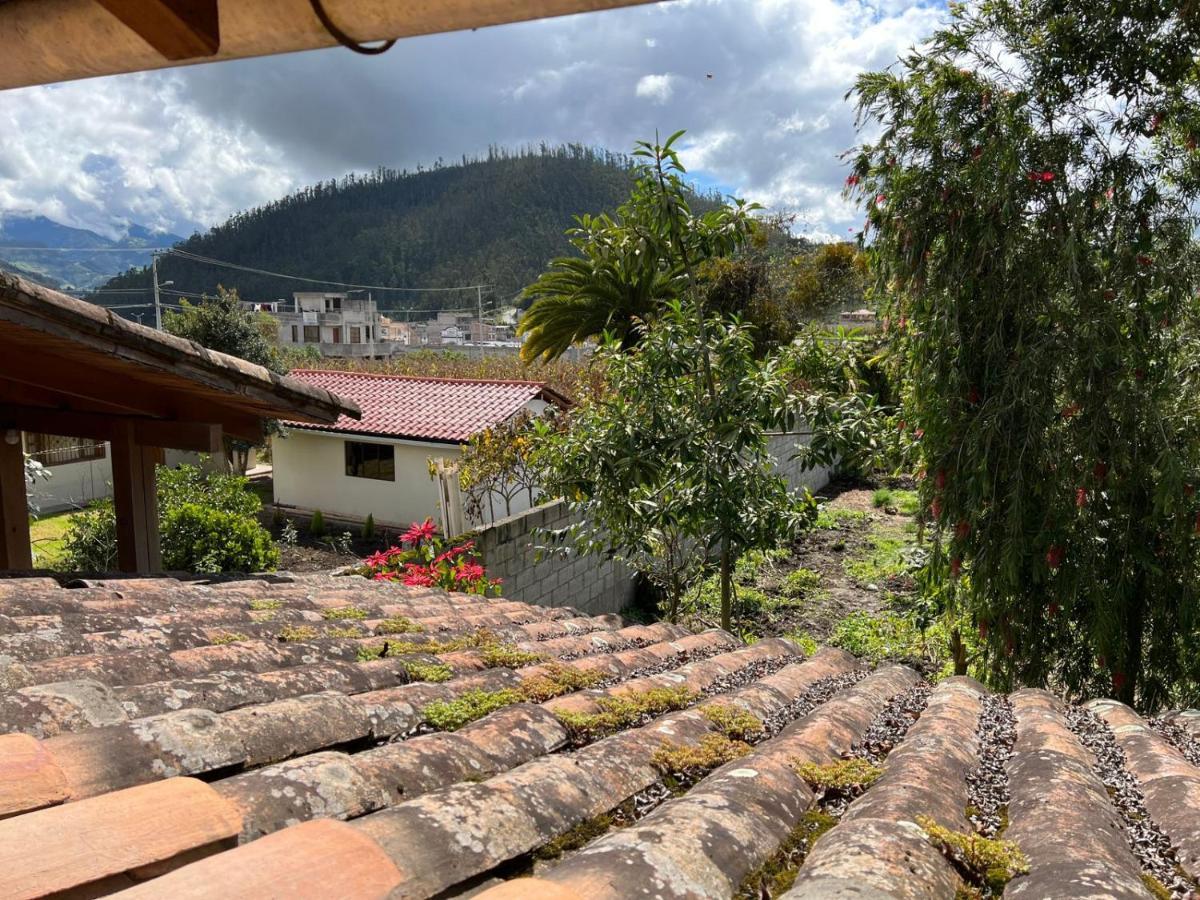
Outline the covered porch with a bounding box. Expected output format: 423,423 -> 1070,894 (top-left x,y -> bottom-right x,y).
0,272 -> 359,573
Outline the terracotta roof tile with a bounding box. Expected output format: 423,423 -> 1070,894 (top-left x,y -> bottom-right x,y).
283,369 -> 568,443
2,572 -> 1199,899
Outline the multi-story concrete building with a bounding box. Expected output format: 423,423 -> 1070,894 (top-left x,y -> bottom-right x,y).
274,291 -> 390,358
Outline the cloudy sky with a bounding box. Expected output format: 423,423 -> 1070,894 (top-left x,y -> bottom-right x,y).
0,0 -> 946,242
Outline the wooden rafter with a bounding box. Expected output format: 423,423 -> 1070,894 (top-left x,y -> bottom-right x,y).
93,0 -> 220,60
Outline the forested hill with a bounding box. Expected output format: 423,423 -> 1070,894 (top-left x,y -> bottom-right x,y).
96,145 -> 712,313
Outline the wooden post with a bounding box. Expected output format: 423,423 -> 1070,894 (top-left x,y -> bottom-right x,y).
0,431 -> 32,570
110,424 -> 162,573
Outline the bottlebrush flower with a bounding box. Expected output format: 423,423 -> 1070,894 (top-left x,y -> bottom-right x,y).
978,620 -> 989,640
1046,544 -> 1065,569
1113,671 -> 1127,694
935,468 -> 947,490
931,496 -> 943,519
845,174 -> 859,187
1137,254 -> 1153,267
1093,461 -> 1109,480
955,520 -> 970,540
1060,402 -> 1081,419
1041,171 -> 1054,182
950,557 -> 962,577
1075,488 -> 1087,508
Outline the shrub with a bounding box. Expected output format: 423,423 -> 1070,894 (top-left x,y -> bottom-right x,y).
279,624 -> 319,642
61,464 -> 276,575
519,663 -> 606,702
309,509 -> 326,536
362,513 -> 376,541
554,686 -> 696,743
781,568 -> 822,598
872,488 -> 893,508
362,518 -> 501,596
321,606 -> 370,620
652,734 -> 751,779
480,644 -> 547,668
160,503 -> 279,574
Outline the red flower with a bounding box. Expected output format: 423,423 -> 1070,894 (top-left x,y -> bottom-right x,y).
1137,254 -> 1153,267
1097,654 -> 1107,670
1186,484 -> 1195,498
955,520 -> 970,540
971,146 -> 982,160
372,571 -> 397,582
402,571 -> 435,587
875,194 -> 887,206
386,546 -> 406,561
1041,171 -> 1054,182
950,557 -> 962,577
1046,544 -> 1065,570
934,468 -> 947,490
1060,402 -> 1081,419
845,174 -> 859,187
978,620 -> 989,640
1103,288 -> 1116,301
364,551 -> 389,569
400,518 -> 439,546
1113,671 -> 1127,694
1048,601 -> 1059,618
897,420 -> 907,432
914,428 -> 925,439
1150,113 -> 1163,133
1093,461 -> 1109,481
454,562 -> 486,582
967,386 -> 981,405
1075,487 -> 1087,508
930,496 -> 943,520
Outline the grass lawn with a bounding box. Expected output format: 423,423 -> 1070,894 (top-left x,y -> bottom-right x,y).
29,509 -> 80,569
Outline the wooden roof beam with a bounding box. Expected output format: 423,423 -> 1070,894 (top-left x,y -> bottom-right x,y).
0,405 -> 222,454
93,0 -> 220,60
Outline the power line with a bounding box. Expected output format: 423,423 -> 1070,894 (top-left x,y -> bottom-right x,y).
165,248 -> 489,293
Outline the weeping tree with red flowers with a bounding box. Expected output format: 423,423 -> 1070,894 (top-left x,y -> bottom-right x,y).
850,2 -> 1200,709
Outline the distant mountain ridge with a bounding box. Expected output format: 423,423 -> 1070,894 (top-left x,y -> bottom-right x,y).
0,214 -> 184,290
94,145 -> 722,316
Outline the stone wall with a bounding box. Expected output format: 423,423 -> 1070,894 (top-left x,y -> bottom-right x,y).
472,430 -> 834,615
471,500 -> 635,616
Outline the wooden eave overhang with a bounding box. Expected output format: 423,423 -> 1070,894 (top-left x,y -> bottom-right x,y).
0,0 -> 660,91
0,271 -> 360,444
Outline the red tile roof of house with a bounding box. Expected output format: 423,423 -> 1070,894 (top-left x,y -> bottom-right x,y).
1,572 -> 1199,898
282,370 -> 569,443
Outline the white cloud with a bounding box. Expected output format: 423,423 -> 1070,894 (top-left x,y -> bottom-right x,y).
0,0 -> 948,239
635,74 -> 676,104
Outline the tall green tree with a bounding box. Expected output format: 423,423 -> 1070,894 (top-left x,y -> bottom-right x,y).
533,134 -> 811,629
518,134 -> 758,363
163,286 -> 285,473
851,1 -> 1200,708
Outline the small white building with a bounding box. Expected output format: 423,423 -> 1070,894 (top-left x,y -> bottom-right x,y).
272,370 -> 568,534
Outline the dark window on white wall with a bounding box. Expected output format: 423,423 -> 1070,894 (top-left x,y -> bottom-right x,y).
344,440 -> 395,480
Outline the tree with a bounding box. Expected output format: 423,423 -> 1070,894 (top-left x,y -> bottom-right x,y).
535,303 -> 812,626
163,286 -> 285,473
517,137 -> 756,363
457,410 -> 544,525
533,134 -> 811,629
783,243 -> 869,321
851,2 -> 1200,708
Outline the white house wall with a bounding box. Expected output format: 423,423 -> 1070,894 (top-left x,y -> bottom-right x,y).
28,454 -> 112,514
271,429 -> 461,527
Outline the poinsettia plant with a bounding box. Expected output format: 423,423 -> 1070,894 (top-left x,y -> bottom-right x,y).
362,518 -> 501,596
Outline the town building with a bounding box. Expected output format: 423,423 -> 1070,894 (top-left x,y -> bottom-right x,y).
274,291 -> 391,358
271,370 -> 568,533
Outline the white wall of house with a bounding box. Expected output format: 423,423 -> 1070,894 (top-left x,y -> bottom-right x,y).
28,453 -> 112,513
271,429 -> 462,527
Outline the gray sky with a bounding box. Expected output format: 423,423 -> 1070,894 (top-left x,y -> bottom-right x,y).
0,0 -> 945,242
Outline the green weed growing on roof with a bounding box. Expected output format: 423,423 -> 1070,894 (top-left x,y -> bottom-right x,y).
700,703 -> 765,742
422,689 -> 523,731
794,757 -> 882,792
518,663 -> 606,702
402,660 -> 453,683
325,625 -> 365,639
916,816 -> 1029,895
376,616 -> 424,635
535,813 -> 614,860
210,631 -> 249,645
736,809 -> 838,899
480,644 -> 547,668
322,605 -> 370,620
249,598 -> 282,610
278,624 -> 319,642
652,733 -> 751,781
554,686 -> 697,743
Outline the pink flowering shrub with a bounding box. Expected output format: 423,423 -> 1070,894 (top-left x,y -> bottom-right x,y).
363,518 -> 501,596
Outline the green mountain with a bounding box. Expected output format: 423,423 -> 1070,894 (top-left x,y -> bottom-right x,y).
95,146 -> 717,316
0,215 -> 183,290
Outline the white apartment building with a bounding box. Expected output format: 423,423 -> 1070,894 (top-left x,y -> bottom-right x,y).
274,291 -> 392,358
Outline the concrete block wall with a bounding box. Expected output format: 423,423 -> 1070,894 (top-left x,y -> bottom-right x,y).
471,500 -> 636,616
471,432 -> 833,616
766,431 -> 836,496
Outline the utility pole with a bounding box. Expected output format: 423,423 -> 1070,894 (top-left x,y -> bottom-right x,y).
151,253 -> 162,330
476,284 -> 483,324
